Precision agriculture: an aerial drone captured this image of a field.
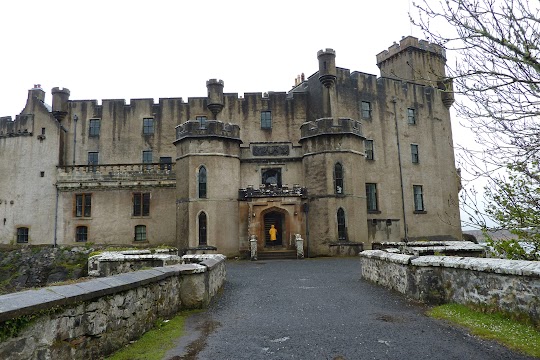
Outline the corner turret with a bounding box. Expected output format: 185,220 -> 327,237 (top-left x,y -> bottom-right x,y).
51,87 -> 70,121
317,49 -> 337,88
376,36 -> 447,87
206,79 -> 224,119
377,36 -> 454,108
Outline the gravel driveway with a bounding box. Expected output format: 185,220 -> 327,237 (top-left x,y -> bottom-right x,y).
165,258 -> 535,360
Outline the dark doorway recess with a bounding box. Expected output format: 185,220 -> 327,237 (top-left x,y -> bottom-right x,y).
264,211 -> 284,247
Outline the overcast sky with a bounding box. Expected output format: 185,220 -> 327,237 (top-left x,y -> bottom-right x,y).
0,0 -> 420,117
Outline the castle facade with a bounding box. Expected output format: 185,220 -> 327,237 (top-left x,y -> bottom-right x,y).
0,36 -> 461,257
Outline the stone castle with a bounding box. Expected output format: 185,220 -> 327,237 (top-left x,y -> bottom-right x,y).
0,36 -> 461,257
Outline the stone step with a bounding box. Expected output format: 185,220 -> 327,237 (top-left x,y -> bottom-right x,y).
257,250 -> 298,260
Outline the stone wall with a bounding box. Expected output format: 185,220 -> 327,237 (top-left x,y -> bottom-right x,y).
360,250 -> 540,325
0,246 -> 92,295
0,254 -> 226,360
87,249 -> 181,277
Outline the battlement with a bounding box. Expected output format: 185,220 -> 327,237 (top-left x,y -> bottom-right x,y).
206,79 -> 224,86
376,36 -> 446,65
317,48 -> 336,57
51,87 -> 70,96
175,120 -> 241,143
0,114 -> 33,138
299,117 -> 363,141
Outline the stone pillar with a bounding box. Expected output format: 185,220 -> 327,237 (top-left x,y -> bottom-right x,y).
295,234 -> 304,259
250,235 -> 258,261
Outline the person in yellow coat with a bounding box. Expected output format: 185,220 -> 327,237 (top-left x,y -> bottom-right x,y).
269,224 -> 277,246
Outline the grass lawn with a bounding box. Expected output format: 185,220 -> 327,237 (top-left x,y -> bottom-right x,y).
428,303 -> 540,358
106,310 -> 202,360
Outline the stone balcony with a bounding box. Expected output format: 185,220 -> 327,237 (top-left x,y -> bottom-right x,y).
238,184 -> 307,200
300,117 -> 363,141
57,163 -> 176,190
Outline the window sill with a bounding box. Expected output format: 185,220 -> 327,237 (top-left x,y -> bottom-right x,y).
368,210 -> 381,214
413,210 -> 427,214
131,216 -> 150,219
133,240 -> 148,243
74,217 -> 92,220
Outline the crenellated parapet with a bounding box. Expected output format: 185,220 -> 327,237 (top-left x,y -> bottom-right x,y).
0,115 -> 34,138
174,119 -> 241,143
299,117 -> 363,141
376,36 -> 449,89
376,36 -> 446,64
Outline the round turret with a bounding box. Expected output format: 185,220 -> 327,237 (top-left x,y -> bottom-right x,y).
206,79 -> 224,119
317,49 -> 337,88
51,87 -> 70,121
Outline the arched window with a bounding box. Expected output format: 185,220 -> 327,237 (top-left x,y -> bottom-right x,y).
198,166 -> 207,198
334,163 -> 344,194
198,212 -> 207,246
337,208 -> 346,242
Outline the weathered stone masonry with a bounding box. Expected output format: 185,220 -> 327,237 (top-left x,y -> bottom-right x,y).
0,255 -> 226,360
360,250 -> 540,326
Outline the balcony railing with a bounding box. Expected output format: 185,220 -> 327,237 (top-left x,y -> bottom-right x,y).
57,163 -> 175,181
239,184 -> 307,199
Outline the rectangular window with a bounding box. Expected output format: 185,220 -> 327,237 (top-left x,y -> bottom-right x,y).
407,108 -> 416,125
133,192 -> 150,216
261,111 -> 272,129
196,116 -> 207,129
143,118 -> 154,135
411,144 -> 419,164
159,157 -> 172,170
89,119 -> 100,137
88,152 -> 99,172
75,194 -> 92,217
361,101 -> 372,119
76,226 -> 88,242
365,140 -> 374,160
262,168 -> 282,187
366,183 -> 378,212
88,152 -> 99,165
135,225 -> 147,241
17,227 -> 29,243
142,150 -> 153,164
413,185 -> 425,212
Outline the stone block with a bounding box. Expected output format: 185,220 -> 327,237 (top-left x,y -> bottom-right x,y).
0,288 -> 66,322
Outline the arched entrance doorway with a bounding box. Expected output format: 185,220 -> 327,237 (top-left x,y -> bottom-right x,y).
264,211 -> 285,247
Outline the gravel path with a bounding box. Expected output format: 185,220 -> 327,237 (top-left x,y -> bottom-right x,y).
165,258 -> 536,360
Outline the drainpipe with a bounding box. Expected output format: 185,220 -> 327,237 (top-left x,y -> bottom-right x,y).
303,202 -> 310,258
72,114 -> 78,165
392,98 -> 408,242
53,184 -> 59,248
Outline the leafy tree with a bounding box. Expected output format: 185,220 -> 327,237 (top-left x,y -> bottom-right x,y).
484,162 -> 540,259
411,0 -> 540,258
